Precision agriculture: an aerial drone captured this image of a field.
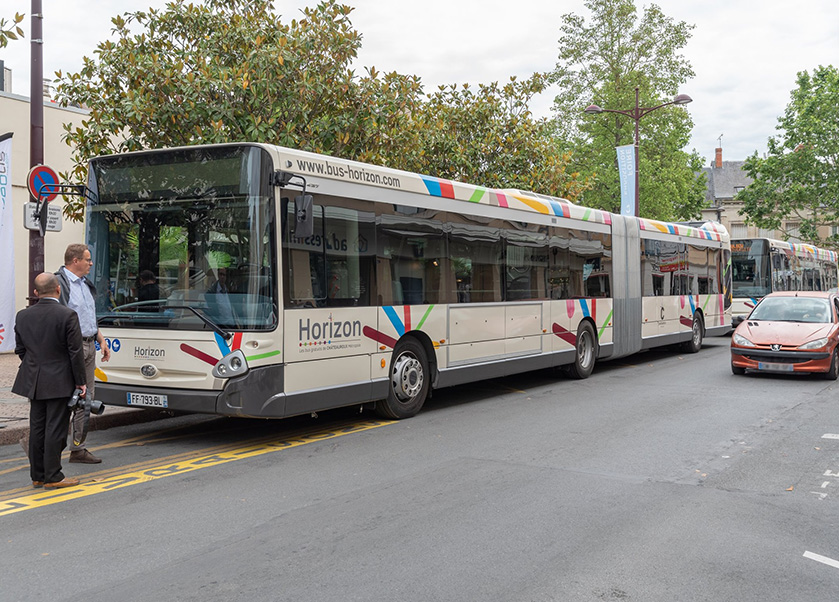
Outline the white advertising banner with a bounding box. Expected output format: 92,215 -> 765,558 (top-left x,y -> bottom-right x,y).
0,133 -> 15,352
616,144 -> 635,217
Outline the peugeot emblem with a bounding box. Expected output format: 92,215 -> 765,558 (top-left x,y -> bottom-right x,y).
771,344 -> 781,352
140,364 -> 158,378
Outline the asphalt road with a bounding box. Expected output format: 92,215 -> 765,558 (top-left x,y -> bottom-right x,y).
2,338 -> 839,601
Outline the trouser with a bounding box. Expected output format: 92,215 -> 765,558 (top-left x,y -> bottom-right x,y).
29,397 -> 72,484
70,339 -> 96,451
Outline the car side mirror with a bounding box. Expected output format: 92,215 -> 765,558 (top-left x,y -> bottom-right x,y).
732,315 -> 745,328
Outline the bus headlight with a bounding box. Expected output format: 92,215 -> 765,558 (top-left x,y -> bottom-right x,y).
799,338 -> 828,350
213,349 -> 249,379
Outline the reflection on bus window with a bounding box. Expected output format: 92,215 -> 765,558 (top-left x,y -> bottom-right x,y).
88,146 -> 277,332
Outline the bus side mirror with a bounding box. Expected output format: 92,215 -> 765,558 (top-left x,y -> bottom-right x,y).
294,194 -> 313,239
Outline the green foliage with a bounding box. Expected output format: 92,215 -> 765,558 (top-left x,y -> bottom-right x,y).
54,0 -> 426,220
737,65 -> 839,248
550,0 -> 706,220
414,75 -> 592,202
0,12 -> 24,48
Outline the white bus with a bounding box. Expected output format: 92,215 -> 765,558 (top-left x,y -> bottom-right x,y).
86,143 -> 731,419
731,238 -> 838,324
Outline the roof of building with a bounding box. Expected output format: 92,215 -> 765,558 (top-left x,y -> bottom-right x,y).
703,160 -> 753,204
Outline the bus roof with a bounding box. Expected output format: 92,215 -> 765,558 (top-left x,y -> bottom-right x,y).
88,141 -> 729,244
732,238 -> 837,263
271,144 -> 729,244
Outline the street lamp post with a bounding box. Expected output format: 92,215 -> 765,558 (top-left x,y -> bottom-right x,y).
584,86 -> 692,217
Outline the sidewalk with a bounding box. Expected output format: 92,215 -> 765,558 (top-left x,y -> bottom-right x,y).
0,352 -> 170,446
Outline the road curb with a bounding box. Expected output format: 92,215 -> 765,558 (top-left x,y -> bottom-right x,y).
0,406 -> 175,446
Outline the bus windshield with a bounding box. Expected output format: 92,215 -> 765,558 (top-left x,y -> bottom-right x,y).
86,145 -> 277,332
731,239 -> 771,298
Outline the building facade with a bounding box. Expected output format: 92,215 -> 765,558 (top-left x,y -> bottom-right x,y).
0,89 -> 87,319
701,146 -> 831,243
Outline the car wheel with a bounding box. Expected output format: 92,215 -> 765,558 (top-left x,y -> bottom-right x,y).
823,349 -> 839,380
731,363 -> 746,376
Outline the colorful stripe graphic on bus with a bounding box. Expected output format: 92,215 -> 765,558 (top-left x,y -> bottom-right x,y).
180,332 -> 279,366
365,305 -> 436,350
553,298 -> 613,345
419,177 -> 618,226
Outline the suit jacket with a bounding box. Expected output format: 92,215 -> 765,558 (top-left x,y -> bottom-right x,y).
12,298 -> 87,401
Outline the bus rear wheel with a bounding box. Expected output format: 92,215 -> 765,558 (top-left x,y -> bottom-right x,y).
376,338 -> 430,419
567,321 -> 597,380
682,313 -> 704,354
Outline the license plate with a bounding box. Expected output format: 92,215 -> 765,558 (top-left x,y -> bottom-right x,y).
126,392 -> 169,408
757,362 -> 794,372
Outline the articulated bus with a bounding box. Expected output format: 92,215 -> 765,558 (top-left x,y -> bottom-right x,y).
86,143 -> 731,420
731,238 -> 838,323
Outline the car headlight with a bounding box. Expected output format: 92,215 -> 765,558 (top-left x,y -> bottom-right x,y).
732,333 -> 757,347
799,337 -> 829,350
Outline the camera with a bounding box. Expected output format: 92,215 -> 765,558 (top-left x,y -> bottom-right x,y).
68,388 -> 105,416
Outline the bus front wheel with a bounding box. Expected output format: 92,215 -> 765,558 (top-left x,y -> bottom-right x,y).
377,338 -> 430,419
567,321 -> 597,380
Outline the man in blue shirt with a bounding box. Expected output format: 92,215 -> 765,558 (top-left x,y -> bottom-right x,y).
55,243 -> 110,463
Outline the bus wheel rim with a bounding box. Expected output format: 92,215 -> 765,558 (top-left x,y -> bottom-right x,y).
392,354 -> 423,402
579,332 -> 594,368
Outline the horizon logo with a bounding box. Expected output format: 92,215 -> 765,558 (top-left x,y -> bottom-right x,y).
135,346 -> 165,360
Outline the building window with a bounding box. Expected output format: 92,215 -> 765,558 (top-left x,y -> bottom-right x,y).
730,223 -> 748,238
786,222 -> 800,242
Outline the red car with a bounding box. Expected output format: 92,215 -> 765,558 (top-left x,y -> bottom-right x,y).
730,291 -> 839,379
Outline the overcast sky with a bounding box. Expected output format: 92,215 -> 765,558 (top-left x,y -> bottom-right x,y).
2,0 -> 837,166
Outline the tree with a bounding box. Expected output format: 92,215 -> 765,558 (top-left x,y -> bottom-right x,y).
0,12 -> 24,48
55,0 -> 589,221
414,74 -> 592,202
737,65 -> 839,248
54,0 -> 426,220
549,0 -> 706,220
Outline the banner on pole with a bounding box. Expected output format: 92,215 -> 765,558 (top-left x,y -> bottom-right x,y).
616,144 -> 635,217
0,133 -> 15,352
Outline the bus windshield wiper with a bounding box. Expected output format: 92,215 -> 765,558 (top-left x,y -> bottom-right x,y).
101,302 -> 233,341
164,305 -> 233,341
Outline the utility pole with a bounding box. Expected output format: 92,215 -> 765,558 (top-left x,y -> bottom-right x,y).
28,0 -> 44,304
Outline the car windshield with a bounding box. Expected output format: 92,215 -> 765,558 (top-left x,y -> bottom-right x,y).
749,296 -> 832,323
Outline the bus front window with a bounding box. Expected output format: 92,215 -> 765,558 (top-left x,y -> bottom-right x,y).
87,146 -> 277,332
731,239 -> 771,298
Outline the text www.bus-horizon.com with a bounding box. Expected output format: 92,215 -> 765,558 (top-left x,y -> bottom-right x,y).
295,159 -> 402,188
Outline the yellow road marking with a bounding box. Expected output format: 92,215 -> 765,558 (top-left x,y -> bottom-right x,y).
0,418 -> 394,517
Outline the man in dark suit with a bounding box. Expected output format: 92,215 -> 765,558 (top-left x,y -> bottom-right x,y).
13,273 -> 87,489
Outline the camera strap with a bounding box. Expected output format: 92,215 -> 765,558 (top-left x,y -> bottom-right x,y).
71,397 -> 92,447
